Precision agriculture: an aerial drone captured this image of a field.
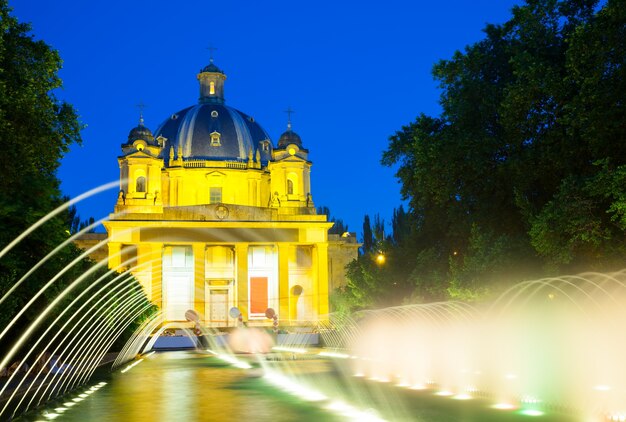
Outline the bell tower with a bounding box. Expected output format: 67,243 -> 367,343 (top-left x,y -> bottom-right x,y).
269,109 -> 314,209
197,58 -> 226,105
116,112 -> 164,213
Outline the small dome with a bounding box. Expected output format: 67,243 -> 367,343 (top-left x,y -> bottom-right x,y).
127,124 -> 154,143
278,129 -> 302,148
200,62 -> 224,74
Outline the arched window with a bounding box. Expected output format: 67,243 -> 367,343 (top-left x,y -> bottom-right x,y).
210,81 -> 215,95
136,176 -> 146,193
287,179 -> 294,195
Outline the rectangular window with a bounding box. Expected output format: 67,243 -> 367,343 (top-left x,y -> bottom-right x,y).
296,246 -> 312,267
210,187 -> 222,203
250,276 -> 268,314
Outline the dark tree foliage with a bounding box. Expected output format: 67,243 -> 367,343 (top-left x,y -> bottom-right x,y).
362,215 -> 373,253
318,205 -> 349,235
0,1 -> 154,363
344,0 -> 626,307
338,208 -> 418,309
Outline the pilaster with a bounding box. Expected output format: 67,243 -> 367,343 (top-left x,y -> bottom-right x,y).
315,243 -> 330,320
193,244 -> 206,322
235,244 -> 249,321
277,243 -> 290,324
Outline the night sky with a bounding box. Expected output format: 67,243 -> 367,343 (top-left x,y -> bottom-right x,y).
12,0 -> 520,236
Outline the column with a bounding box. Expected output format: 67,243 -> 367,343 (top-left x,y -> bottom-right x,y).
315,243 -> 330,320
150,243 -> 163,309
235,244 -> 249,321
277,243 -> 290,324
193,244 -> 206,323
107,242 -> 121,270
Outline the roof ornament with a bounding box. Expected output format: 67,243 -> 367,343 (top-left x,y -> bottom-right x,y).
284,106 -> 294,131
207,43 -> 218,64
136,101 -> 147,126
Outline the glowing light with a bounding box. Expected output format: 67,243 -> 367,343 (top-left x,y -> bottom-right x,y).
42,412 -> 60,419
453,393 -> 472,400
54,407 -> 67,412
435,390 -> 454,396
375,253 -> 385,264
318,351 -> 350,359
505,373 -> 518,380
214,353 -> 252,369
78,393 -> 88,398
272,346 -> 308,354
264,371 -> 328,402
71,398 -> 83,403
492,403 -> 517,410
410,384 -> 427,390
520,409 -> 544,416
325,400 -> 386,421
63,402 -> 75,407
120,358 -> 144,373
594,384 -> 611,391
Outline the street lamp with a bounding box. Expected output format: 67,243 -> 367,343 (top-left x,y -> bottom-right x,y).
376,252 -> 385,265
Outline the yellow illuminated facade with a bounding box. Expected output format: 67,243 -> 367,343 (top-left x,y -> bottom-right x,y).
102,60 -> 356,328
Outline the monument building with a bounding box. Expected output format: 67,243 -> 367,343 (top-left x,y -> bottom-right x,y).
101,59 -> 358,328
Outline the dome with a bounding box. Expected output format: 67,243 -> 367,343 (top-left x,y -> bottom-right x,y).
155,103 -> 272,162
278,129 -> 302,148
127,123 -> 154,143
200,62 -> 224,74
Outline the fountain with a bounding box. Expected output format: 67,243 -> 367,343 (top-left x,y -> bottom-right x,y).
324,272 -> 626,420
2,188 -> 625,421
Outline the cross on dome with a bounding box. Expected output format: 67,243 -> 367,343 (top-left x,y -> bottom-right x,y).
284,106 -> 295,130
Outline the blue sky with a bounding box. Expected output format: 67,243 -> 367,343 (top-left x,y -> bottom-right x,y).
12,0 -> 521,236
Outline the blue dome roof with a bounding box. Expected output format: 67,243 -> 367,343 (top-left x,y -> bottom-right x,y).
127,123 -> 154,143
155,104 -> 272,162
278,129 -> 302,148
200,62 -> 223,73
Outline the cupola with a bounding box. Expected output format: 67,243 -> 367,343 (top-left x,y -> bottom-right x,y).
197,59 -> 226,105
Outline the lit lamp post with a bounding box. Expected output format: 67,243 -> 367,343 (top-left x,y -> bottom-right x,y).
376,251 -> 386,265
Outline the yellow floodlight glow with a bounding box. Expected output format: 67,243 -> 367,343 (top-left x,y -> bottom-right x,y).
492,403 -> 516,410
318,351 -> 350,359
375,253 -> 385,264
272,346 -> 308,354
120,358 -> 144,373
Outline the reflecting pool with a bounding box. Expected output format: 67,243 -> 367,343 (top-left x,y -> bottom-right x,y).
22,350 -> 579,422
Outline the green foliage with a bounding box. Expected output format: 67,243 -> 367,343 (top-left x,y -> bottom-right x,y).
342,0 -> 626,311
0,2 -> 152,363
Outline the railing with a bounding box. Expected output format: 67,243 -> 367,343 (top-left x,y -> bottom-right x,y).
182,160 -> 248,169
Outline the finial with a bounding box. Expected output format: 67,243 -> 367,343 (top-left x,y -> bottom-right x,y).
136,101 -> 147,126
284,106 -> 294,131
207,43 -> 218,64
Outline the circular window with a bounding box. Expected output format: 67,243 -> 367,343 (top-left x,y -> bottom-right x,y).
288,147 -> 296,156
211,110 -> 219,118
248,116 -> 255,122
171,114 -> 178,120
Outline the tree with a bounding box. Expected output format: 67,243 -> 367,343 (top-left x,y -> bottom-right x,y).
0,0 -> 82,330
381,0 -> 626,300
317,205 -> 349,235
0,2 -> 154,363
